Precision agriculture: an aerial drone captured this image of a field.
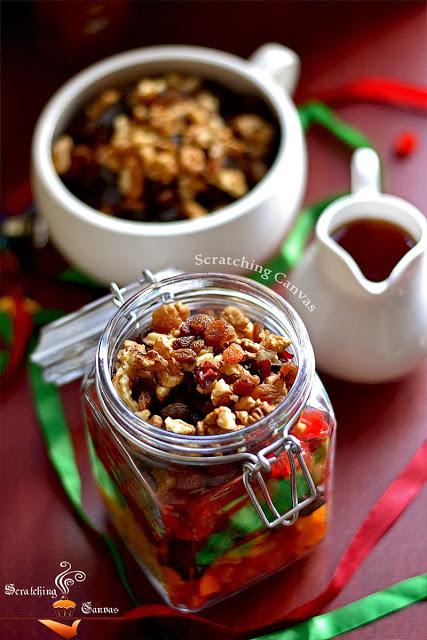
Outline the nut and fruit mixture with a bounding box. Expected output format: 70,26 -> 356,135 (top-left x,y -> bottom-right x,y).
52,73 -> 279,222
112,302 -> 298,434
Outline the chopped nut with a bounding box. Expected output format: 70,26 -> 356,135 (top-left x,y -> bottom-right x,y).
180,145 -> 206,174
259,329 -> 292,352
183,200 -> 208,218
140,147 -> 178,184
214,168 -> 248,198
233,395 -> 257,412
118,155 -> 144,199
134,78 -> 167,101
211,379 -> 238,407
219,306 -> 251,332
112,369 -> 139,411
52,135 -> 74,174
85,88 -> 121,120
149,415 -> 163,428
165,417 -> 196,435
136,409 -> 151,421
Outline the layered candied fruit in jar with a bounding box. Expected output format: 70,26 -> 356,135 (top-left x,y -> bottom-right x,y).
84,302 -> 334,610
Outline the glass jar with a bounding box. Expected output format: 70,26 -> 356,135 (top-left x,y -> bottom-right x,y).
82,273 -> 336,611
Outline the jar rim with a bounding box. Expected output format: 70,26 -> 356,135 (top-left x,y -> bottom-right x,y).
95,273 -> 315,462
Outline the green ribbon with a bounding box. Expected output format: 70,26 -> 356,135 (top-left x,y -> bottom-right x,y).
0,310 -> 13,375
255,574 -> 427,640
59,267 -> 106,289
27,353 -> 141,606
298,100 -> 373,147
248,100 -> 376,286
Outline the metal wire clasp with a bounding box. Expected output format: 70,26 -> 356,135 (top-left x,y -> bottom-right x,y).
110,270 -> 157,321
243,434 -> 316,529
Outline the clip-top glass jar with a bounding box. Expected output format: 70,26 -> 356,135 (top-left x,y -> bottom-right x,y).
82,273 -> 336,611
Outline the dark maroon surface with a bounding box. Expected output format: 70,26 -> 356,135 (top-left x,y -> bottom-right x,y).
1,2 -> 426,640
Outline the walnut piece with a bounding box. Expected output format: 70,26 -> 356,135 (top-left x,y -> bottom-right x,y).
165,417 -> 196,435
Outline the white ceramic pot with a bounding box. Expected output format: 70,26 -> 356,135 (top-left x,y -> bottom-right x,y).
32,44 -> 306,285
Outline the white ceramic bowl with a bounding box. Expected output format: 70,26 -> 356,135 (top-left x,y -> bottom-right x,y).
32,44 -> 306,285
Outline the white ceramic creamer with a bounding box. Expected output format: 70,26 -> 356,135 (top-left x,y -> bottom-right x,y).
290,148 -> 427,383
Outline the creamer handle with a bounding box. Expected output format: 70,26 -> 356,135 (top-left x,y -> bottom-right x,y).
249,43 -> 300,96
351,148 -> 382,195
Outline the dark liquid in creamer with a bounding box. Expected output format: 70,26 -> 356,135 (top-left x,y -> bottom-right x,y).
331,218 -> 416,282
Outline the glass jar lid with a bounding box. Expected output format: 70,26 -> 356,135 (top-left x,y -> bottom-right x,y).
30,268 -> 180,385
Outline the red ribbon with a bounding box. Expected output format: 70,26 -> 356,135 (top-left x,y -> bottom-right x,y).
307,77 -> 427,111
123,440 -> 427,637
1,296 -> 34,379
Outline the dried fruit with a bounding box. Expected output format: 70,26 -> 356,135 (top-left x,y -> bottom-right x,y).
204,320 -> 235,347
173,336 -> 195,349
174,348 -> 197,364
254,359 -> 271,380
195,362 -> 220,389
280,362 -> 299,384
222,343 -> 245,364
161,403 -> 192,421
253,384 -> 284,403
138,390 -> 153,411
152,303 -> 189,333
190,314 -> 215,334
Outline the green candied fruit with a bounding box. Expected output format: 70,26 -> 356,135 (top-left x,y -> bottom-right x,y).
196,474 -> 310,567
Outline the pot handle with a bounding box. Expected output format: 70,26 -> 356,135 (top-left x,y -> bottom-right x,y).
249,43 -> 300,96
351,148 -> 382,195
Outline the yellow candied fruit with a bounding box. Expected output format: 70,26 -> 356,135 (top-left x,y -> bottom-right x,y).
293,505 -> 327,553
98,485 -> 164,583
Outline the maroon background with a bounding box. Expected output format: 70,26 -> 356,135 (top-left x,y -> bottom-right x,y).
1,2 -> 426,640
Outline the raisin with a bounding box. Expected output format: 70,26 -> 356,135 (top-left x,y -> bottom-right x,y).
190,314 -> 214,334
222,343 -> 245,364
253,384 -> 283,403
191,338 -> 205,354
174,348 -> 197,364
254,359 -> 271,380
195,362 -> 220,388
138,390 -> 153,411
253,322 -> 264,343
179,321 -> 197,337
280,363 -> 298,384
151,306 -> 181,333
173,336 -> 195,349
183,371 -> 197,393
204,320 -> 235,347
233,377 -> 256,396
161,403 -> 192,421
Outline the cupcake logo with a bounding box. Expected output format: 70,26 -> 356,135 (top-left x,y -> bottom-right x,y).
52,562 -> 87,617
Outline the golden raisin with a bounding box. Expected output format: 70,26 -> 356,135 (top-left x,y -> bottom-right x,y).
204,320 -> 235,347
253,384 -> 284,403
222,343 -> 245,364
232,377 -> 257,396
138,390 -> 153,411
190,313 -> 215,333
151,304 -> 184,333
280,362 -> 299,384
